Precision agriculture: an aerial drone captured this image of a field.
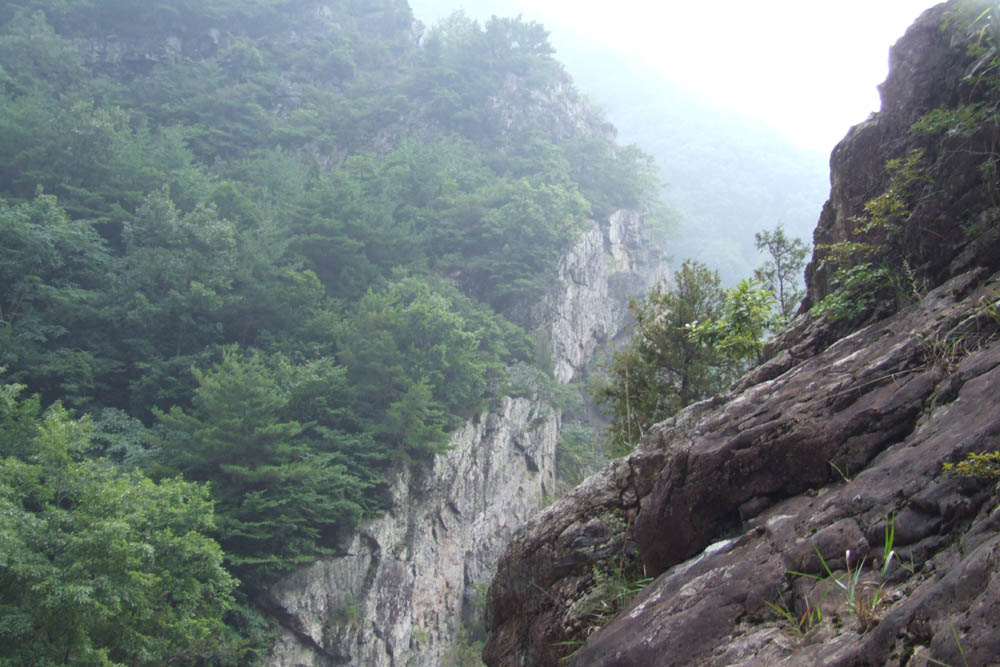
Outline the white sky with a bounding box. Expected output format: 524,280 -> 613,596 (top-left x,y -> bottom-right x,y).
409,0 -> 941,152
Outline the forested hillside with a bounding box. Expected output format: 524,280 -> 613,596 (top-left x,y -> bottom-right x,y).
409,0 -> 829,284
0,1 -> 664,662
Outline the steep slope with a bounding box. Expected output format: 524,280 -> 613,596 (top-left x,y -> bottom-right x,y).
266,209 -> 665,667
0,1 -> 671,662
484,2 -> 1000,665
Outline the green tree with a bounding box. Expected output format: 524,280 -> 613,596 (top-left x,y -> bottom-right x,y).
434,175 -> 590,311
0,380 -> 236,666
0,0 -> 669,634
592,260 -> 731,455
753,223 -> 809,321
111,188 -> 240,414
335,276 -> 530,460
154,347 -> 372,581
376,379 -> 450,464
688,278 -> 778,367
0,193 -> 111,407
0,10 -> 87,95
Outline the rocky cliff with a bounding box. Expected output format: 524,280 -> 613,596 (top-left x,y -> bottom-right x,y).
265,209 -> 664,667
485,2 -> 1000,665
527,210 -> 667,384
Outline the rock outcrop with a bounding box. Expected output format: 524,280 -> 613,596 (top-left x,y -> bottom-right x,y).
525,210 -> 668,384
265,208 -> 664,667
267,396 -> 558,667
485,2 -> 1000,665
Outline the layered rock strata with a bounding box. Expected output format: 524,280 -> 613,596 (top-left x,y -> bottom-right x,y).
485,2 -> 1000,665
487,267 -> 1000,666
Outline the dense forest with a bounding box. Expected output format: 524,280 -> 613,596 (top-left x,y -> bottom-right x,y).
409,0 -> 829,284
0,0 -> 666,662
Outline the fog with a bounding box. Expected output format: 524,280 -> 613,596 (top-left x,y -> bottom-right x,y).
408,0 -> 940,282
409,0 -> 938,152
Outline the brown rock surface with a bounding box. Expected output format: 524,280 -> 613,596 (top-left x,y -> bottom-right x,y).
484,2 -> 1000,665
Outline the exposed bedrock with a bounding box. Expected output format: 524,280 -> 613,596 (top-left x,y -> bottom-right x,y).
485,2 -> 1000,665
266,207 -> 664,667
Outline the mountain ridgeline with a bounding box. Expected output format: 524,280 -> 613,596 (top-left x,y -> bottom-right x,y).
0,1 -> 667,664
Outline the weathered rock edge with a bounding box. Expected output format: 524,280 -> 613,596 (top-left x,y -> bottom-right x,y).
484,2 -> 1000,665
265,209 -> 664,667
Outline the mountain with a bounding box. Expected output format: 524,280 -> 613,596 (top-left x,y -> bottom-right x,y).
485,1 -> 1000,664
555,47 -> 829,285
0,1 -> 668,663
409,0 -> 830,284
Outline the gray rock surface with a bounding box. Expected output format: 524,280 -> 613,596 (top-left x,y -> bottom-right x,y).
265,208 -> 664,667
267,396 -> 558,667
485,2 -> 1000,665
530,210 -> 668,384
568,269 -> 1000,667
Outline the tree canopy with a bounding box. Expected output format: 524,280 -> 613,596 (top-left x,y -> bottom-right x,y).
592,260 -> 733,455
593,223 -> 809,456
0,0 -> 666,655
0,380 -> 236,666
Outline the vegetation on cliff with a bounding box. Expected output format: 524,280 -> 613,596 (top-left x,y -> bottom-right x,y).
0,0 -> 665,659
593,224 -> 807,455
485,2 -> 1000,665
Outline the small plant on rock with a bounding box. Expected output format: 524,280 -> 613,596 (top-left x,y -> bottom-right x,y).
943,450 -> 1000,478
812,150 -> 932,322
333,601 -> 360,627
583,556 -> 653,630
775,516 -> 900,636
765,590 -> 825,637
798,546 -> 891,632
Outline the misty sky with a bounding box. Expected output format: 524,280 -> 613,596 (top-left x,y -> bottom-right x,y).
409,0 -> 939,152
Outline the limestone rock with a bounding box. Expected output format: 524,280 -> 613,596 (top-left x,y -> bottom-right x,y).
266,397 -> 558,667
267,207 -> 663,666
524,210 -> 668,383
490,72 -> 616,144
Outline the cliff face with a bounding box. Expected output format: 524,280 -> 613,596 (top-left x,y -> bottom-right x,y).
527,210 -> 668,384
265,209 -> 664,667
485,3 -> 1000,666
266,396 -> 558,667
805,0 -> 1000,311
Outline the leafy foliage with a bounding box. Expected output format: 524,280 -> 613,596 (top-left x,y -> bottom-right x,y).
592,261 -> 734,455
153,348 -> 377,580
687,278 -> 778,367
811,150 -> 932,322
943,450 -> 1000,478
0,0 -> 665,650
593,236 -> 800,456
0,380 -> 236,666
571,553 -> 652,643
0,193 -> 109,407
753,223 -> 809,321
